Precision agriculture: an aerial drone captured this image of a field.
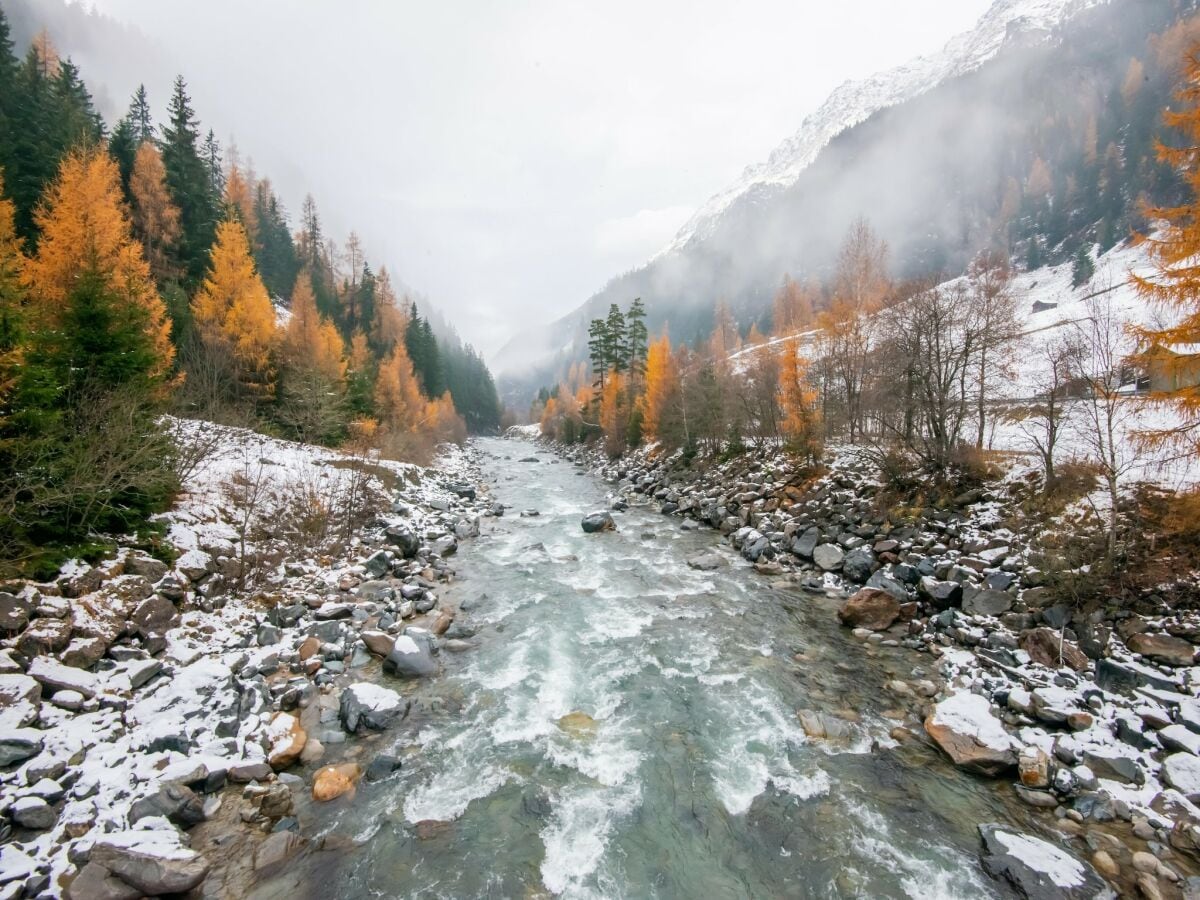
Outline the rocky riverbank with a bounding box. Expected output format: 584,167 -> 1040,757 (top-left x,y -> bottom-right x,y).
0,420 -> 497,899
532,431 -> 1200,899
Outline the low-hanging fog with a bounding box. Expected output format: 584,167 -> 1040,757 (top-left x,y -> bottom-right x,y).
14,0 -> 988,357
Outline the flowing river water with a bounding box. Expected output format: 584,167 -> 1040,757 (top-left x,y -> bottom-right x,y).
257,438 -> 1041,899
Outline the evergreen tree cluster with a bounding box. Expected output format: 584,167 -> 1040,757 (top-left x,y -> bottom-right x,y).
587,298 -> 647,390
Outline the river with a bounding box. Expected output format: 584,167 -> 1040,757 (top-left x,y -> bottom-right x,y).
258,438 -> 1037,899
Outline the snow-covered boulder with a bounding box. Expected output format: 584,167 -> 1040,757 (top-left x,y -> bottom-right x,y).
924,691 -> 1017,775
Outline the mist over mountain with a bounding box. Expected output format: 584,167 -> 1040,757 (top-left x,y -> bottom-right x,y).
496,0 -> 1190,407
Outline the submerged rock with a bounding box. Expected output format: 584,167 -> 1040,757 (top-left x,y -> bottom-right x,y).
558,710 -> 598,738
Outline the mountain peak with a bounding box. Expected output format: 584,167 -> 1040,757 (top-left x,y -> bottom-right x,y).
657,0 -> 1102,258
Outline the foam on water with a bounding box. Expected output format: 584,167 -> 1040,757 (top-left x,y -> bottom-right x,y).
402,760 -> 515,823
850,806 -> 1001,899
539,781 -> 642,897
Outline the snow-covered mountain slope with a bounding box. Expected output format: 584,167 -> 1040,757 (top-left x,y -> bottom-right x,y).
659,0 -> 1102,258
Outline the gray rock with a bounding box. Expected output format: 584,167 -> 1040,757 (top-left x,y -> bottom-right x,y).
356,581 -> 395,603
339,682 -> 408,733
67,862 -> 142,900
129,782 -> 206,827
383,631 -> 438,678
365,754 -> 403,781
11,795 -> 56,830
0,592 -> 31,632
686,553 -> 726,571
791,527 -> 820,559
963,590 -> 1013,617
812,544 -> 844,572
254,830 -> 303,873
0,729 -> 43,765
581,512 -> 616,534
918,576 -> 962,610
256,623 -> 282,646
385,526 -> 421,558
125,555 -> 169,583
978,824 -> 1111,899
363,550 -> 392,579
841,547 -> 876,583
89,833 -> 209,896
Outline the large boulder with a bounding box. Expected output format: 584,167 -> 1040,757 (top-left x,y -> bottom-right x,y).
1019,628 -> 1089,673
27,656 -> 102,698
978,825 -> 1112,899
924,692 -> 1017,776
383,631 -> 438,678
581,512 -> 616,534
83,831 -> 209,897
837,588 -> 900,631
339,683 -> 408,733
1127,633 -> 1195,667
16,617 -> 73,657
1163,752 -> 1200,801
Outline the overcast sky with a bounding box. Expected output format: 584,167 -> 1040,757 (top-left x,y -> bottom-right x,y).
74,0 -> 990,356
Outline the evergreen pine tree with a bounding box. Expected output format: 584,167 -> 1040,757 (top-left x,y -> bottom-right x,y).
160,76 -> 217,283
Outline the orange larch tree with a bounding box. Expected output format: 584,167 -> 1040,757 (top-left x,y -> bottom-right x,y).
640,333 -> 678,446
191,217 -> 277,399
778,343 -> 822,463
129,141 -> 181,283
22,146 -> 173,378
1131,44 -> 1200,457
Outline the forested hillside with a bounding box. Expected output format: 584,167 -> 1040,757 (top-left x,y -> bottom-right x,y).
0,7 -> 501,573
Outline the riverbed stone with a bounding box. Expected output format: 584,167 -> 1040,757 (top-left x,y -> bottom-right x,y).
918,577 -> 962,610
87,832 -> 209,897
963,589 -> 1013,617
339,682 -> 408,732
924,692 -> 1017,776
837,588 -> 899,631
312,763 -> 360,802
841,547 -> 876,583
581,512 -> 616,533
129,782 -> 206,828
978,824 -> 1109,899
383,631 -> 438,678
813,544 -> 844,572
267,712 -> 307,769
